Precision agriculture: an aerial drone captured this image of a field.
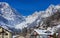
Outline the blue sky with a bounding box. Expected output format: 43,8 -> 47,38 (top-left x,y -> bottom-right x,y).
0,0 -> 60,16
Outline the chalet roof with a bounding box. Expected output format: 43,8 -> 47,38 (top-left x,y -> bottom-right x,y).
0,25 -> 12,33
31,29 -> 55,35
45,30 -> 51,33
34,29 -> 47,35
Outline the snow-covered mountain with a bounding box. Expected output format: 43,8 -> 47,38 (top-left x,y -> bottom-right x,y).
15,4 -> 60,30
0,2 -> 60,33
0,2 -> 25,34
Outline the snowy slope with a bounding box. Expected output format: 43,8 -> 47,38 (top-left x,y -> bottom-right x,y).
0,2 -> 25,33
15,4 -> 60,29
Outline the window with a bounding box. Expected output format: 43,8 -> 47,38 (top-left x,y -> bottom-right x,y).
5,33 -> 8,35
0,33 -> 2,35
0,27 -> 1,29
4,33 -> 8,35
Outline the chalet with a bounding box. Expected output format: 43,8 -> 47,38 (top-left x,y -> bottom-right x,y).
0,26 -> 12,38
30,29 -> 57,38
30,29 -> 48,38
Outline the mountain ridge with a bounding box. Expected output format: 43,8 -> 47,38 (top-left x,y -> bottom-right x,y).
0,2 -> 60,34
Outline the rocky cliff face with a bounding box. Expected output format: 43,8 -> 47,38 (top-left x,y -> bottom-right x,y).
39,9 -> 60,32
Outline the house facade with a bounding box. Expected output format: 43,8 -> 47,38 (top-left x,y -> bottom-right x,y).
0,26 -> 12,38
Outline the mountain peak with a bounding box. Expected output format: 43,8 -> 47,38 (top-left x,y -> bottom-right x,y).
48,4 -> 55,8
0,2 -> 25,26
0,2 -> 9,8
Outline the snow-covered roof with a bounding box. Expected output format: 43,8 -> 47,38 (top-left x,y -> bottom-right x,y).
34,29 -> 47,35
32,29 -> 54,35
